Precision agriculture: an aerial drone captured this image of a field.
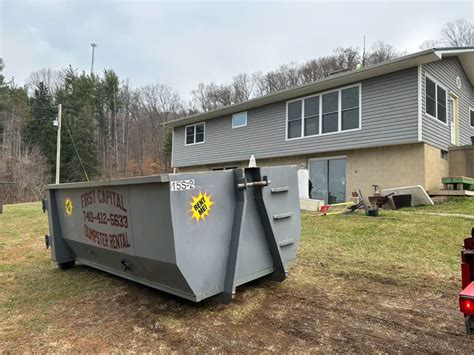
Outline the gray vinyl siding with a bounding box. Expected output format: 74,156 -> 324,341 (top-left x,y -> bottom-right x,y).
173,68 -> 419,168
421,57 -> 474,150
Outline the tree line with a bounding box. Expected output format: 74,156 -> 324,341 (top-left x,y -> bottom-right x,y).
0,18 -> 472,203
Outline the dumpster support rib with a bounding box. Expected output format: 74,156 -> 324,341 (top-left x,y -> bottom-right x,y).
219,169 -> 248,303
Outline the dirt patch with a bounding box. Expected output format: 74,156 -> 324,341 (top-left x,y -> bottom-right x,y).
3,264 -> 472,353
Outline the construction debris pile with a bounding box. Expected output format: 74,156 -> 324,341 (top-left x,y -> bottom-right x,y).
316,184 -> 434,217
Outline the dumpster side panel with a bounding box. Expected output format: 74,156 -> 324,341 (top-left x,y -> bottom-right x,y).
127,183 -> 193,294
53,186 -> 136,257
235,166 -> 301,285
235,189 -> 273,283
260,166 -> 301,264
170,171 -> 236,300
127,183 -> 176,264
68,241 -> 194,299
50,183 -> 194,298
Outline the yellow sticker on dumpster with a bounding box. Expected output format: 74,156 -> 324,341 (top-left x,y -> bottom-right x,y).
190,192 -> 214,222
65,197 -> 73,216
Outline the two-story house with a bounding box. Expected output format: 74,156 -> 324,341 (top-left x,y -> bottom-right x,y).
167,48 -> 474,203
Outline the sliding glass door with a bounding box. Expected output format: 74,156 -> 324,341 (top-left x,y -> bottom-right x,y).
309,158 -> 346,204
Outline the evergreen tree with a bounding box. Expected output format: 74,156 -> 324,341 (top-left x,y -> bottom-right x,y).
25,82 -> 57,178
55,67 -> 98,182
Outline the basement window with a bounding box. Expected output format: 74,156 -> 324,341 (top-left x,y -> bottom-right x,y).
185,122 -> 205,145
425,76 -> 447,124
441,150 -> 448,160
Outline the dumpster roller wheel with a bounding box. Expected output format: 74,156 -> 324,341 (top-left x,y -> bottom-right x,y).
58,260 -> 75,270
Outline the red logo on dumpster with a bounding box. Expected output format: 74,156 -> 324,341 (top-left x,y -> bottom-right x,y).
80,189 -> 131,250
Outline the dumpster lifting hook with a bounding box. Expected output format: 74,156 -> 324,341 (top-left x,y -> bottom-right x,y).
237,177 -> 271,190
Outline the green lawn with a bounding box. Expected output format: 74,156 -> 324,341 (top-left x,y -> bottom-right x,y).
404,197 -> 474,215
1,199 -> 473,352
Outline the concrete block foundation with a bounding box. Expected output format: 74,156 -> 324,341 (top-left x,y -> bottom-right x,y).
175,143 -> 452,201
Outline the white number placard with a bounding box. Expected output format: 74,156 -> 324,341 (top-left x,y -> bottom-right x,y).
170,179 -> 196,191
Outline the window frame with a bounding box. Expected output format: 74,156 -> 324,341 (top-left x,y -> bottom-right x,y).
184,122 -> 206,146
470,107 -> 474,128
308,155 -> 347,204
424,74 -> 448,126
321,90 -> 339,134
285,83 -> 361,141
232,111 -> 247,129
287,99 -> 304,139
303,95 -> 320,137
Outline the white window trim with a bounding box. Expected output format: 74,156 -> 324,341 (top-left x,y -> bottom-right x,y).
424,73 -> 448,127
285,83 -> 362,141
184,122 -> 206,146
232,111 -> 247,128
470,107 -> 474,128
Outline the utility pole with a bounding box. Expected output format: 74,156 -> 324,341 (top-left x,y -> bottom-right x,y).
55,104 -> 62,184
90,43 -> 97,75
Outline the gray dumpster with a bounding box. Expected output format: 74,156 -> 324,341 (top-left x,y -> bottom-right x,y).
44,166 -> 301,302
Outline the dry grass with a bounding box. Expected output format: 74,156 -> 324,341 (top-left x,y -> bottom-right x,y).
1,200 -> 474,352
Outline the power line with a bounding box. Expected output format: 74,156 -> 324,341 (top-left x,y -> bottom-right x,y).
62,114 -> 90,182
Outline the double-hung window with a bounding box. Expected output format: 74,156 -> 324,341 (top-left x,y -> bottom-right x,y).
287,100 -> 303,139
425,77 -> 447,124
287,84 -> 360,139
322,92 -> 338,134
304,96 -> 319,136
341,86 -> 360,130
185,122 -> 205,145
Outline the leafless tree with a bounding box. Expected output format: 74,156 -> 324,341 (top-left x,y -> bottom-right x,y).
419,18 -> 473,49
26,68 -> 64,95
137,83 -> 183,171
419,39 -> 441,50
441,18 -> 474,47
333,47 -> 360,71
299,47 -> 361,84
365,41 -> 402,65
260,63 -> 302,94
231,73 -> 255,103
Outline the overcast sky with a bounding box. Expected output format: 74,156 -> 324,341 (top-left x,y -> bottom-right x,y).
1,0 -> 473,98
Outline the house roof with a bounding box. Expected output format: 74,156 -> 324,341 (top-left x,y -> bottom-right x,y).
166,47 -> 474,128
